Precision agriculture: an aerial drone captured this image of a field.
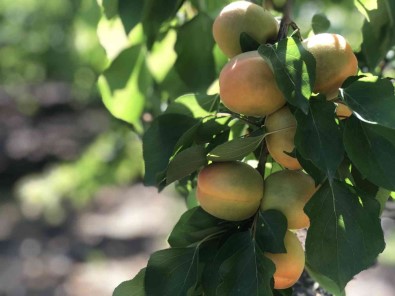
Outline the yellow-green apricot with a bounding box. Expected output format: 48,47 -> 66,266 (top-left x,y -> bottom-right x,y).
213,1 -> 278,58
260,170 -> 316,229
197,161 -> 263,221
265,106 -> 301,170
219,51 -> 286,117
302,33 -> 358,98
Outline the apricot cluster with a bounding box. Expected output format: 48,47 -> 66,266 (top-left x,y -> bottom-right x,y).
195,0 -> 359,290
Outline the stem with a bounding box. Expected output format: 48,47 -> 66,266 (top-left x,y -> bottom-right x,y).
256,140 -> 268,177
277,0 -> 298,41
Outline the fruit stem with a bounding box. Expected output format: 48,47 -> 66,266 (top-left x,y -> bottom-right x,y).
256,140 -> 268,177
276,0 -> 302,41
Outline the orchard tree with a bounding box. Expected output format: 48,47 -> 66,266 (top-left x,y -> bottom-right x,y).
96,0 -> 395,295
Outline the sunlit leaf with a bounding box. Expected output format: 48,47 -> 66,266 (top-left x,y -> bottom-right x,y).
98,45 -> 152,132
165,93 -> 219,118
258,37 -> 316,114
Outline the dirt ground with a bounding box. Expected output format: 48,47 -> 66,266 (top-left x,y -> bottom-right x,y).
0,183 -> 394,296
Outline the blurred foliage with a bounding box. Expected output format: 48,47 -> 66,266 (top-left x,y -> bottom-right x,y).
0,0 -> 145,220
16,125 -> 143,224
0,0 -> 106,104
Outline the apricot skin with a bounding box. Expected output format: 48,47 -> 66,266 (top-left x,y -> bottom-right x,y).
213,1 -> 278,58
219,51 -> 286,117
260,170 -> 316,229
265,230 -> 305,289
302,33 -> 358,97
335,102 -> 352,119
265,106 -> 301,170
196,162 -> 263,221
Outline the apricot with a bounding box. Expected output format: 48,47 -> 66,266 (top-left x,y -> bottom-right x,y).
265,230 -> 305,289
302,33 -> 358,98
213,1 -> 278,58
196,161 -> 263,221
219,51 -> 286,117
260,170 -> 316,229
265,106 -> 301,170
335,102 -> 352,119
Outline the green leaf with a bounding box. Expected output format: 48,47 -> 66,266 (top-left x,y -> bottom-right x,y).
273,288 -> 293,296
258,37 -> 316,114
305,180 -> 385,290
207,134 -> 264,161
216,232 -> 275,296
142,0 -> 185,48
311,13 -> 331,34
102,0 -> 118,19
145,248 -> 200,296
196,117 -> 231,144
113,268 -> 146,296
296,150 -> 326,185
202,232 -> 251,295
98,45 -> 152,132
256,210 -> 287,253
294,99 -> 344,178
375,187 -> 390,214
360,0 -> 395,70
143,114 -> 198,186
175,14 -> 216,91
342,76 -> 395,129
118,0 -> 144,34
350,164 -> 391,214
166,145 -> 207,185
305,265 -> 345,296
171,122 -> 203,156
165,93 -> 219,118
240,32 -> 261,53
344,117 -> 395,190
168,207 -> 236,248
351,164 -> 378,197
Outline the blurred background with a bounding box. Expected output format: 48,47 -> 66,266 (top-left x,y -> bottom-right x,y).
0,0 -> 394,295
0,0 -> 186,295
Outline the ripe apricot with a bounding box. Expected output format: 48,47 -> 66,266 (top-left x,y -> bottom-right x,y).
335,102 -> 352,119
265,230 -> 305,289
265,106 -> 301,170
213,1 -> 278,58
196,161 -> 263,221
302,33 -> 358,98
219,51 -> 286,117
260,170 -> 316,229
